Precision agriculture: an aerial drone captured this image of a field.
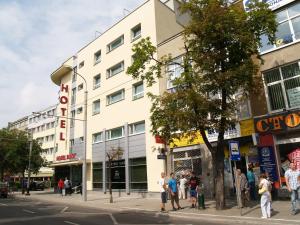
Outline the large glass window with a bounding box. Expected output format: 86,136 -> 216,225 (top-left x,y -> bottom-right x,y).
107,35 -> 124,53
260,2 -> 300,53
93,74 -> 101,89
93,162 -> 103,189
132,82 -> 144,100
106,61 -> 124,78
167,56 -> 184,89
264,61 -> 300,111
130,157 -> 147,190
92,99 -> 100,115
106,127 -> 124,140
129,121 -> 145,135
92,132 -> 103,143
106,89 -> 125,105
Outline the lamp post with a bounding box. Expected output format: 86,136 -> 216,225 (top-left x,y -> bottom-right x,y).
25,127 -> 34,195
73,71 -> 88,202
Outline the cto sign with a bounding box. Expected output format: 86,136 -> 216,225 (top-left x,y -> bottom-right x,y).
243,0 -> 296,11
254,110 -> 300,133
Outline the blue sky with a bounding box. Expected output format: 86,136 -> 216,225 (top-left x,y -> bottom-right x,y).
0,0 -> 143,127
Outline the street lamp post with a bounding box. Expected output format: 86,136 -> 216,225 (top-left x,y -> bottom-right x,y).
25,129 -> 33,195
73,71 -> 88,202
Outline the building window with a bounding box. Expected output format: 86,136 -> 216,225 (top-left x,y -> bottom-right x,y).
93,162 -> 103,189
93,74 -> 101,89
46,123 -> 50,129
51,122 -> 55,128
77,107 -> 83,114
70,110 -> 75,128
107,89 -> 125,105
129,121 -> 145,135
260,2 -> 300,53
106,127 -> 124,140
167,56 -> 184,89
92,132 -> 103,143
132,82 -> 144,100
80,137 -> 84,142
263,61 -> 300,111
107,35 -> 124,53
71,88 -> 76,105
131,24 -> 141,41
94,50 -> 101,65
78,83 -> 83,91
106,61 -> 124,78
93,99 -> 100,115
79,61 -> 84,68
130,157 -> 147,190
72,66 -> 77,82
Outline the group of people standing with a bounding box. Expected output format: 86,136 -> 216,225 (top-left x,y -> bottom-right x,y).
236,162 -> 300,218
159,171 -> 205,212
57,177 -> 72,196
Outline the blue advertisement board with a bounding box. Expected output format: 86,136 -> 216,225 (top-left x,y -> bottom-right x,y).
258,146 -> 278,181
229,141 -> 241,161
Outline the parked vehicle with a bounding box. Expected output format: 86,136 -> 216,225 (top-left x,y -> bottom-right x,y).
0,182 -> 8,198
30,181 -> 45,191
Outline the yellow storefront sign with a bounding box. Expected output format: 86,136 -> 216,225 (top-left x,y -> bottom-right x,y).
240,119 -> 255,137
170,131 -> 204,148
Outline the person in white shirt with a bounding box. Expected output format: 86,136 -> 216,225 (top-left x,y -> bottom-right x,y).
159,172 -> 167,212
259,173 -> 271,219
284,162 -> 300,215
178,175 -> 187,199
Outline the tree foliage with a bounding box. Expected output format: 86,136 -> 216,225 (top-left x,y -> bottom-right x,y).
0,128 -> 45,180
127,0 -> 276,209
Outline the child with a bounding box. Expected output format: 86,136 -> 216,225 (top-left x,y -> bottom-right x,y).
197,180 -> 205,209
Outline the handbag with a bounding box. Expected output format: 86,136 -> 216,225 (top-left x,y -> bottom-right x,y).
258,186 -> 267,195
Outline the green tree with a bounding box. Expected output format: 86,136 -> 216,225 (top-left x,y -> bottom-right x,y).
0,129 -> 45,182
127,0 -> 276,209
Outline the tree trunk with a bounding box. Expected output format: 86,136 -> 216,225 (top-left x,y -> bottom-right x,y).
0,167 -> 3,181
215,142 -> 225,210
21,172 -> 25,194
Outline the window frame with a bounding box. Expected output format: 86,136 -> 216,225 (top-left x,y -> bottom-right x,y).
92,99 -> 101,115
106,126 -> 124,141
129,121 -> 145,135
166,56 -> 184,90
106,89 -> 125,105
92,132 -> 103,144
106,61 -> 124,79
107,35 -> 124,53
263,61 -> 300,112
131,24 -> 141,42
94,50 -> 101,65
93,74 -> 101,89
260,2 -> 300,54
78,83 -> 83,91
79,61 -> 84,69
132,82 -> 144,100
77,107 -> 83,114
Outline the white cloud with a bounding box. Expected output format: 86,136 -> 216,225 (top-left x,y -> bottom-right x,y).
0,0 -> 144,127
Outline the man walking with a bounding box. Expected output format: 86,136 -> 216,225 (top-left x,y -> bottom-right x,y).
285,162 -> 300,215
189,171 -> 198,208
168,172 -> 182,211
178,175 -> 187,199
159,172 -> 167,212
247,166 -> 256,201
235,169 -> 248,208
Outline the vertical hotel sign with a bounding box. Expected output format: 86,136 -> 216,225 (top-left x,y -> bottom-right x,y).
59,84 -> 68,141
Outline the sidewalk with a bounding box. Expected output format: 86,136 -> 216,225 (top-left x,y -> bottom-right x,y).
14,190 -> 300,224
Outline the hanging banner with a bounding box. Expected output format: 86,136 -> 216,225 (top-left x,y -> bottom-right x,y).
258,146 -> 279,181
229,141 -> 241,161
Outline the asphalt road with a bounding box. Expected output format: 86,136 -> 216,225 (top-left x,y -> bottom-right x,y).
0,197 -> 298,225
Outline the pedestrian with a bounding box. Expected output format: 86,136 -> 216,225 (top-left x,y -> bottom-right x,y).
178,175 -> 187,200
247,166 -> 256,201
235,169 -> 249,208
197,178 -> 205,209
189,171 -> 198,208
168,172 -> 182,211
58,178 -> 64,196
258,173 -> 271,218
284,162 -> 300,215
64,177 -> 72,196
158,172 -> 167,212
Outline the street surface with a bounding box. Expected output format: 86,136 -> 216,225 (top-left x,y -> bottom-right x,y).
0,197 -> 299,225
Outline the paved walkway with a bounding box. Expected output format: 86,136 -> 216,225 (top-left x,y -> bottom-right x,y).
13,189 -> 300,224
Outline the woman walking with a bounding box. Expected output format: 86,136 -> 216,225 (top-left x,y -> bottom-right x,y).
259,174 -> 271,219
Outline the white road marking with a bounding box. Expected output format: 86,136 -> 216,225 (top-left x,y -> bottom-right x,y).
22,209 -> 35,214
60,206 -> 69,213
64,221 -> 80,225
109,213 -> 118,225
0,203 -> 8,206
